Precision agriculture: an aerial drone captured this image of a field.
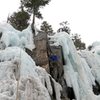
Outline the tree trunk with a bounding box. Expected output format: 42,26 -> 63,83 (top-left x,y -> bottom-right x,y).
31,10 -> 35,37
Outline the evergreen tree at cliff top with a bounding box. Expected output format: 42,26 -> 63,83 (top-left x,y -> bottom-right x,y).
57,21 -> 86,50
21,0 -> 51,35
57,21 -> 71,34
40,21 -> 54,35
8,7 -> 30,31
72,33 -> 86,50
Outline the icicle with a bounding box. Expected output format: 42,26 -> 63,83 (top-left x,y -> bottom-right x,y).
35,67 -> 53,95
45,75 -> 53,95
25,79 -> 33,100
12,51 -> 21,100
51,77 -> 62,100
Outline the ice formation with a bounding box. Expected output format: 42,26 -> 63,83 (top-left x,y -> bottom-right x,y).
0,47 -> 62,100
0,22 -> 35,50
0,23 -> 62,100
1,22 -> 100,100
49,32 -> 100,100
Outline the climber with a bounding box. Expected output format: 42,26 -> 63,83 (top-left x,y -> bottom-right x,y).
49,54 -> 59,62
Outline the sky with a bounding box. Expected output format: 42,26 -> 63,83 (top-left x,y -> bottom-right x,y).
0,0 -> 100,46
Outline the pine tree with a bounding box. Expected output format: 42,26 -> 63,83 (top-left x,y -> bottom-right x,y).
40,21 -> 54,35
57,21 -> 71,34
8,7 -> 30,31
20,0 -> 51,35
72,33 -> 86,50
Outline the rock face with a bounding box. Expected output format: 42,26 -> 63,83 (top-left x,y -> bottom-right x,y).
48,45 -> 64,81
31,33 -> 69,100
32,33 -> 64,78
48,45 -> 68,100
32,33 -> 50,72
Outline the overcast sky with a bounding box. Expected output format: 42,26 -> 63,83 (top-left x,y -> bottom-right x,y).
0,0 -> 100,46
